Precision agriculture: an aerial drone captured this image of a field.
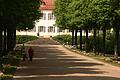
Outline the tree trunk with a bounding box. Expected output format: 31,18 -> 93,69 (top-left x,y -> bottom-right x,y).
7,26 -> 16,52
86,29 -> 89,52
75,27 -> 78,48
79,28 -> 82,50
103,28 -> 106,55
3,27 -> 7,54
7,27 -> 13,52
0,28 -> 2,56
97,30 -> 100,54
93,29 -> 96,53
114,29 -> 119,57
72,28 -> 75,46
13,28 -> 16,48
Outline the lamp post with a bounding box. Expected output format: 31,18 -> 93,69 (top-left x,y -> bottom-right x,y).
26,27 -> 28,43
26,27 -> 28,36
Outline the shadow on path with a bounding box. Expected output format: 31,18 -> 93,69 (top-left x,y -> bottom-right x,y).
14,38 -> 120,80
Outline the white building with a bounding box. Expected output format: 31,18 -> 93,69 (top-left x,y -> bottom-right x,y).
17,0 -> 70,37
35,0 -> 58,37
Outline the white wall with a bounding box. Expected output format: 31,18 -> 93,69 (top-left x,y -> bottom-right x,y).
34,10 -> 63,37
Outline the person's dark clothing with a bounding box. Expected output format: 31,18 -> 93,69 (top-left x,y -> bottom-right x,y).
28,47 -> 34,61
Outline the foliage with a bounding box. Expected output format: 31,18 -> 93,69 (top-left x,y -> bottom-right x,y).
0,0 -> 41,30
52,35 -> 72,45
0,53 -> 20,76
54,0 -> 72,29
54,0 -> 120,29
2,54 -> 20,66
16,35 -> 39,44
2,65 -> 17,75
15,0 -> 41,30
53,32 -> 116,55
80,32 -> 115,54
0,74 -> 13,80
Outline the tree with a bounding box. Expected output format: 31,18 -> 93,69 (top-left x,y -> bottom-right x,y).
0,0 -> 41,54
54,0 -> 74,45
54,0 -> 72,28
54,0 -> 120,56
0,0 -> 4,56
93,0 -> 120,56
110,0 -> 120,57
16,0 -> 41,30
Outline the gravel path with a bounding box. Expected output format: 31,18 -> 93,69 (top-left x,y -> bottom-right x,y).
14,38 -> 120,80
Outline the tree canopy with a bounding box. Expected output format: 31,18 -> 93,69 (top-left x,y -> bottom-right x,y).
0,0 -> 41,30
54,0 -> 72,29
54,0 -> 120,30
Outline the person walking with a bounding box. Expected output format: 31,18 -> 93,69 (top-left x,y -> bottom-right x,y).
28,47 -> 34,61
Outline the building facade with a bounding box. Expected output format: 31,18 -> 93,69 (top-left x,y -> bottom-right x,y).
35,0 -> 59,37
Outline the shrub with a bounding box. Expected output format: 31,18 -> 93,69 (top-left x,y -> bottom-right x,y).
16,35 -> 39,44
0,74 -> 13,80
80,33 -> 115,54
53,35 -> 72,45
2,54 -> 20,66
53,32 -> 116,55
2,65 -> 17,75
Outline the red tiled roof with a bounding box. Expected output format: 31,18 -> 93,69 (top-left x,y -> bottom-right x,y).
40,0 -> 54,10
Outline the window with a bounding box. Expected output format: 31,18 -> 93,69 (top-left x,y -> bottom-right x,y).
48,26 -> 55,32
40,13 -> 46,20
38,26 -> 45,32
48,13 -> 55,20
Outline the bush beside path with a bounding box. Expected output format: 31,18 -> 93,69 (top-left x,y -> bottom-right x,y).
14,38 -> 120,80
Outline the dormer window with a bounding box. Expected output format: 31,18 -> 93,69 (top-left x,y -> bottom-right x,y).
48,13 -> 55,20
40,13 -> 46,20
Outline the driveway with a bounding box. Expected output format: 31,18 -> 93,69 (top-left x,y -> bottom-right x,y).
14,38 -> 120,80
